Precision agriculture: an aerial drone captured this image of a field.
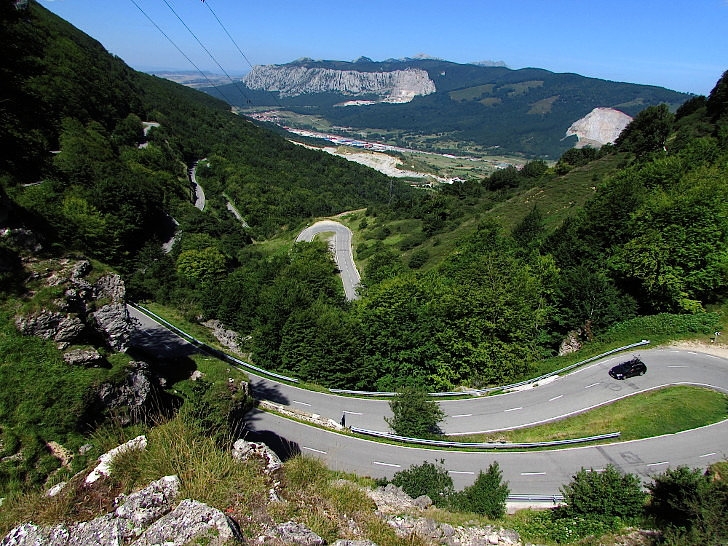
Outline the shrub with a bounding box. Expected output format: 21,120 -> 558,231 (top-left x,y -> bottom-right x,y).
391,460 -> 454,507
385,387 -> 444,438
451,462 -> 509,519
515,510 -> 623,544
408,249 -> 429,269
647,465 -> 728,542
560,465 -> 646,520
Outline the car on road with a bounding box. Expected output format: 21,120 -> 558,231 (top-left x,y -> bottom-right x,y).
609,357 -> 647,380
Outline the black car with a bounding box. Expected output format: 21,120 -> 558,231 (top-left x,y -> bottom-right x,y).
609,357 -> 647,380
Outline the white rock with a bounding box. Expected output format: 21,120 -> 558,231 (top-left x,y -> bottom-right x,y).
85,435 -> 147,484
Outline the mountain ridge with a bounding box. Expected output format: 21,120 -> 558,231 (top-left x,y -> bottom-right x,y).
204,57 -> 692,158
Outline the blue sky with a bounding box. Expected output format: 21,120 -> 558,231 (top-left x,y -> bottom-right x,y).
40,0 -> 728,95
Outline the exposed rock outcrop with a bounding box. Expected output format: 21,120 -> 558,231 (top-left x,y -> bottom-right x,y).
62,347 -> 103,367
15,260 -> 134,352
85,435 -> 148,485
244,65 -> 436,103
265,521 -> 325,546
1,475 -> 237,546
565,107 -> 632,148
364,484 -> 521,545
15,311 -> 84,343
558,329 -> 584,356
95,362 -> 167,425
232,438 -> 283,473
91,302 -> 132,352
202,319 -> 242,353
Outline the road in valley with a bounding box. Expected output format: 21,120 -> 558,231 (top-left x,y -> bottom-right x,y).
296,220 -> 361,301
129,305 -> 728,495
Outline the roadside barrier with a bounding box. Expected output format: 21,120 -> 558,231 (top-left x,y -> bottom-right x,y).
131,302 -> 648,395
130,303 -> 299,383
349,427 -> 620,449
330,340 -> 651,397
507,494 -> 564,503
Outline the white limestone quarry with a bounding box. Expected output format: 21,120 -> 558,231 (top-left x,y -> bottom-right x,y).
565,107 -> 633,148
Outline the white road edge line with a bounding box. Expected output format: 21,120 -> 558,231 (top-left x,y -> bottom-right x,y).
302,447 -> 327,454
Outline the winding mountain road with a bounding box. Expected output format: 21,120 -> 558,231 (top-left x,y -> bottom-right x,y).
296,220 -> 360,300
129,306 -> 728,495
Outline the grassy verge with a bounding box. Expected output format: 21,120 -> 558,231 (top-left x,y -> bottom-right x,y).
449,386 -> 728,444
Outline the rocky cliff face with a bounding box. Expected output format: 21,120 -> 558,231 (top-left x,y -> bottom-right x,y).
565,107 -> 633,148
15,259 -> 134,353
243,65 -> 436,103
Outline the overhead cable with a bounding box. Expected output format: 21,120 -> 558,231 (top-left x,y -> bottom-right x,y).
160,0 -> 253,105
128,0 -> 234,103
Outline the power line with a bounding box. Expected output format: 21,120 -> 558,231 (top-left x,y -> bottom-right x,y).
128,0 -> 234,104
160,0 -> 253,105
200,0 -> 284,109
201,0 -> 255,72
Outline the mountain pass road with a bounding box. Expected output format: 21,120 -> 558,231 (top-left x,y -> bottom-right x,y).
129,305 -> 728,494
296,220 -> 360,300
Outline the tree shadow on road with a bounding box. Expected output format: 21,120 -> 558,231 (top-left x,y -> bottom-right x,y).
243,408 -> 301,462
248,379 -> 290,405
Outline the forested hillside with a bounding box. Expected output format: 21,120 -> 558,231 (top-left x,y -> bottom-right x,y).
208,57 -> 691,158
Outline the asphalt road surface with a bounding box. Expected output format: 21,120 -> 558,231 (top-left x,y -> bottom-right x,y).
128,308 -> 728,495
296,220 -> 361,300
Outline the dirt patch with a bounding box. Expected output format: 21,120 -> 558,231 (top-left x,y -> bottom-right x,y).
663,339 -> 728,360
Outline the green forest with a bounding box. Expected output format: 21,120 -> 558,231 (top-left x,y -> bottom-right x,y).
210,57 -> 690,158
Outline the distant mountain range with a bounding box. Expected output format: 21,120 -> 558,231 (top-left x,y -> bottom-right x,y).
199,58 -> 692,158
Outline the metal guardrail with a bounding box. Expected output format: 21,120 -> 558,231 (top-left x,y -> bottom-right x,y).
349,427 -> 620,449
131,303 -> 299,383
132,302 -> 649,397
507,494 -> 564,503
330,340 -> 651,397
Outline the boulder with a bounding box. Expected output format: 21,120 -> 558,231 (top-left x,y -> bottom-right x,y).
94,274 -> 126,304
268,521 -> 324,546
558,329 -> 583,356
132,499 -> 234,546
202,319 -> 241,353
86,435 -> 147,485
0,475 -> 237,546
63,348 -> 103,367
91,303 -> 133,352
15,311 -> 84,343
114,475 -> 180,537
367,484 -> 426,515
96,362 -> 161,424
232,439 -> 282,473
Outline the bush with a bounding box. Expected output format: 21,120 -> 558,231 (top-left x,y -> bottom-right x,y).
408,249 -> 429,269
515,510 -> 623,544
385,387 -> 444,438
451,462 -> 509,519
560,465 -> 646,520
647,465 -> 728,542
602,312 -> 720,342
391,460 -> 454,507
